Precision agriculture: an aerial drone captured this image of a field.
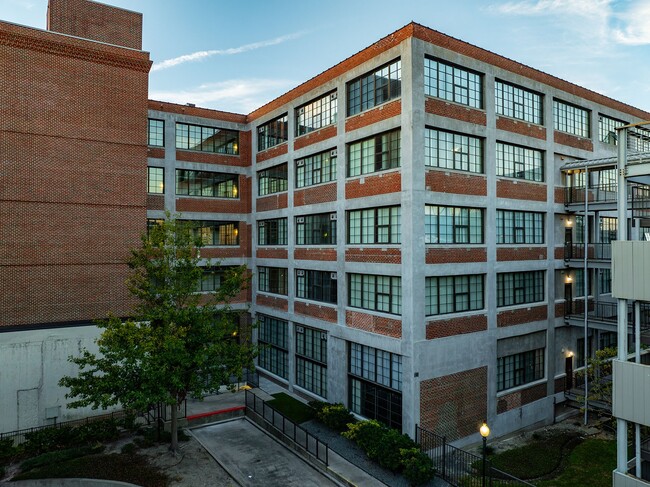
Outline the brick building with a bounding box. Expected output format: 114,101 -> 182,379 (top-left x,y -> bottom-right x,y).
3,0 -> 650,443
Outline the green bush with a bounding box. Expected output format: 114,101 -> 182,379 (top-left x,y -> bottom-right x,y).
316,403 -> 355,432
20,444 -> 105,472
0,438 -> 18,465
23,426 -> 77,455
120,414 -> 140,432
307,400 -> 328,415
400,448 -> 435,486
342,420 -> 385,460
121,442 -> 137,455
75,419 -> 120,444
375,428 -> 416,471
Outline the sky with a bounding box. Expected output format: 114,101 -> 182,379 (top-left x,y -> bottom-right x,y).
2,0 -> 650,115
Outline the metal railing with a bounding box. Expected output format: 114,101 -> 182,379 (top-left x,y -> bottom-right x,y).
565,300 -> 650,326
244,389 -> 328,466
563,242 -> 611,260
416,425 -> 535,487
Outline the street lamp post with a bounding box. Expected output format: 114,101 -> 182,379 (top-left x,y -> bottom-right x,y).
480,422 -> 490,487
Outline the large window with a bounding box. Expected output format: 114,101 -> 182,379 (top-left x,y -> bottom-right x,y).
198,266 -> 235,292
258,315 -> 288,379
296,326 -> 328,397
347,59 -> 401,116
296,213 -> 337,245
348,273 -> 401,315
187,221 -> 239,246
148,167 -> 164,194
497,271 -> 545,307
425,205 -> 483,244
347,207 -> 401,244
296,150 -> 337,188
600,217 -> 618,243
175,169 -> 238,198
599,115 -> 625,145
425,275 -> 484,316
296,92 -> 338,136
349,342 -> 402,429
258,163 -> 288,196
258,267 -> 288,295
296,270 -> 337,304
496,210 -> 544,244
175,122 -> 239,155
495,81 -> 542,124
497,348 -> 544,391
425,128 -> 483,174
258,218 -> 288,246
599,269 -> 612,294
348,130 -> 401,177
424,57 -> 482,108
148,119 -> 164,147
258,114 -> 288,151
496,142 -> 544,182
554,100 -> 590,138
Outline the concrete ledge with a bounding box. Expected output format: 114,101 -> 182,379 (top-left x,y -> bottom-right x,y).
11,479 -> 141,487
187,406 -> 246,427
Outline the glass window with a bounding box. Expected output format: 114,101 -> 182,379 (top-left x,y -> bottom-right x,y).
425,274 -> 484,316
147,167 -> 164,194
258,218 -> 288,246
296,150 -> 337,188
347,207 -> 401,244
258,114 -> 288,151
425,128 -> 483,174
424,57 -> 482,108
258,315 -> 288,379
496,142 -> 544,182
348,273 -> 401,315
495,81 -> 542,124
258,163 -> 288,196
496,210 -> 544,244
296,326 -> 328,397
497,348 -> 544,391
175,122 -> 239,155
600,217 -> 617,244
598,115 -> 625,145
296,92 -> 338,136
258,266 -> 288,295
198,266 -> 236,292
425,205 -> 483,244
185,220 -> 239,246
599,269 -> 612,294
296,270 -> 337,304
296,213 -> 337,245
148,119 -> 164,147
554,100 -> 590,138
497,270 -> 545,307
347,130 -> 401,177
347,59 -> 401,116
175,169 -> 238,198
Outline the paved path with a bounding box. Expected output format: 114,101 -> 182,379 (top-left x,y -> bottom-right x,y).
191,418 -> 340,487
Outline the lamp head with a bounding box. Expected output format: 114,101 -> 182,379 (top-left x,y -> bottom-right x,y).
480,422 -> 490,438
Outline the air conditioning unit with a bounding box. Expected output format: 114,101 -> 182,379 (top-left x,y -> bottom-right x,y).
296,326 -> 304,334
330,93 -> 337,100
258,221 -> 265,227
330,213 -> 337,220
297,269 -> 305,276
297,160 -> 305,167
321,332 -> 327,340
330,272 -> 337,280
330,149 -> 337,157
299,107 -> 305,114
297,217 -> 305,223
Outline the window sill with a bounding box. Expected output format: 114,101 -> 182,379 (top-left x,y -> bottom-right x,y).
497,377 -> 546,397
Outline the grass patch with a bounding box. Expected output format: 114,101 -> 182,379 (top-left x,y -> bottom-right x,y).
267,393 -> 316,424
537,439 -> 616,487
20,444 -> 104,472
13,453 -> 169,487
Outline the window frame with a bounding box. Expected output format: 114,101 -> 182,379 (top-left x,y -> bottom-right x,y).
347,59 -> 402,116
497,348 -> 545,392
424,56 -> 483,109
348,273 -> 402,315
296,269 -> 338,304
425,205 -> 484,244
495,141 -> 544,182
175,169 -> 239,198
496,210 -> 544,244
147,166 -> 164,194
494,80 -> 543,125
296,149 -> 337,188
347,130 -> 401,177
347,206 -> 401,245
148,119 -> 164,147
258,266 -> 288,295
258,218 -> 288,246
258,114 -> 289,151
496,270 -> 545,307
296,213 -> 337,245
553,99 -> 590,138
258,314 -> 289,379
295,325 -> 328,397
425,274 -> 485,316
175,122 -> 239,155
425,127 -> 484,174
258,163 -> 288,196
295,92 -> 338,137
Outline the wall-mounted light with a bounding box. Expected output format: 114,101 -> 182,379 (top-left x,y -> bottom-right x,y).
565,218 -> 573,227
565,275 -> 573,284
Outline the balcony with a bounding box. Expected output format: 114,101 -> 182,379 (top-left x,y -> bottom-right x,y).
564,300 -> 650,343
565,186 -> 617,205
564,242 -> 612,261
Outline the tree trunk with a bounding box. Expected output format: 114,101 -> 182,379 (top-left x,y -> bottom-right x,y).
170,401 -> 179,454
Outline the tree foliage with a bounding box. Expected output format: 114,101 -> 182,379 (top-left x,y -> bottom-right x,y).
59,216 -> 256,451
576,346 -> 616,412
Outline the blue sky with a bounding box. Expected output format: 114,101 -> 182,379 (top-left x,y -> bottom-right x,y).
3,0 -> 650,114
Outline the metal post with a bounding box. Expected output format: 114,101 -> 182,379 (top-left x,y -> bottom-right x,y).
584,165 -> 589,425
482,435 -> 487,487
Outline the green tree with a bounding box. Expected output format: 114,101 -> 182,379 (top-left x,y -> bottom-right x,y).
576,346 -> 617,413
59,216 -> 256,453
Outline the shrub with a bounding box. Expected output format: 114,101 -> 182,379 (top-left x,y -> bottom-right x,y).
316,403 -> 355,432
75,419 -> 119,444
400,448 -> 435,486
121,442 -> 137,455
120,414 -> 140,432
308,400 -> 328,415
23,426 -> 77,455
342,420 -> 385,460
0,438 -> 18,465
20,444 -> 104,472
375,428 -> 417,471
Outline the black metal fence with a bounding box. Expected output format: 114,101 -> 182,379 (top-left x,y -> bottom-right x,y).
416,425 -> 535,487
245,389 -> 328,466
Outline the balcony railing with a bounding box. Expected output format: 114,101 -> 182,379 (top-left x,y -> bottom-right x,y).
565,300 -> 650,328
565,187 -> 617,205
564,242 -> 612,260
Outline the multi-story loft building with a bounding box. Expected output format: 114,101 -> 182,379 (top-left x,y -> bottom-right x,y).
3,0 -> 650,445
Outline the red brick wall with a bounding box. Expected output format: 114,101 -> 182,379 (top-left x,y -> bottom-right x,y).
554,247 -> 565,260
176,197 -> 248,214
496,247 -> 547,261
256,248 -> 288,259
554,131 -> 594,151
147,147 -> 164,159
497,305 -> 548,327
425,98 -> 487,125
176,150 -> 248,167
345,248 -> 401,264
47,0 -> 143,50
294,125 -> 337,150
0,20 -> 150,327
294,301 -> 338,323
426,314 -> 487,339
496,179 -> 546,201
256,143 -> 288,163
496,117 -> 546,140
420,367 -> 487,440
426,171 -> 487,196
294,248 -> 337,261
426,247 -> 486,264
346,172 -> 401,199
555,302 -> 566,318
294,183 -> 337,206
256,192 -> 288,212
148,100 -> 247,124
554,187 -> 565,204
147,194 -> 164,210
497,382 -> 547,414
256,294 -> 288,312
345,310 -> 401,338
345,100 -> 401,132
554,377 -> 566,393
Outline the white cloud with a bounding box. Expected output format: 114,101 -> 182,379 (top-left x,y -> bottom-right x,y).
612,2 -> 650,45
149,79 -> 296,114
151,32 -> 305,72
